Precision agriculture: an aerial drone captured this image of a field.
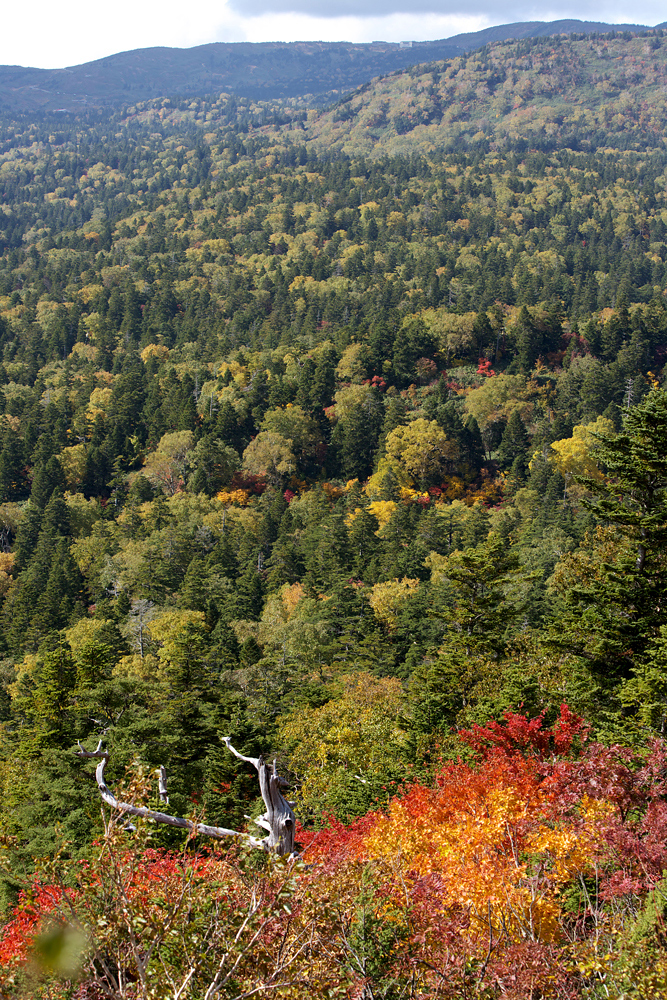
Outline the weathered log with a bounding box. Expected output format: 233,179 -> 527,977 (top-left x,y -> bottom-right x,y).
75,737 -> 295,856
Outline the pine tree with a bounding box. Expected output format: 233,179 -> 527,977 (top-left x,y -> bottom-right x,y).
434,534 -> 521,657
180,555 -> 208,612
339,401 -> 382,480
310,346 -> 337,412
30,455 -> 66,508
235,561 -> 264,619
348,506 -> 380,578
14,502 -> 43,568
620,625 -> 667,733
0,427 -> 27,501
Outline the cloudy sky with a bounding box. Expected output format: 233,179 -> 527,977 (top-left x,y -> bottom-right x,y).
3,1 -> 666,70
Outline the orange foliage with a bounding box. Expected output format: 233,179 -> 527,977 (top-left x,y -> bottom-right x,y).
301,708 -> 667,995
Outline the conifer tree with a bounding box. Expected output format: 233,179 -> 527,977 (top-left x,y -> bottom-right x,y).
552,388 -> 667,684
30,455 -> 66,509
497,409 -> 530,472
514,305 -> 542,371
0,427 -> 27,501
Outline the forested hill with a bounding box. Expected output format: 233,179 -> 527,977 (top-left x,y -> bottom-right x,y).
3,27 -> 667,996
287,31 -> 667,156
0,18 -> 658,112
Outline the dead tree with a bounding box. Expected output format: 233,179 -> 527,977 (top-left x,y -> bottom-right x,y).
75,737 -> 296,857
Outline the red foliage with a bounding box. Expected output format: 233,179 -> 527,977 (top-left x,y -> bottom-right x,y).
460,704 -> 590,760
228,471 -> 267,495
5,710 -> 667,997
0,883 -> 65,966
363,375 -> 387,390
476,358 -> 496,376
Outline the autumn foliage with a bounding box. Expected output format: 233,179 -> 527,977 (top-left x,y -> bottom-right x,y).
4,707 -> 667,998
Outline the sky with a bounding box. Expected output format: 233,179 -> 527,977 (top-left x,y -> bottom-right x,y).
3,1 -> 666,70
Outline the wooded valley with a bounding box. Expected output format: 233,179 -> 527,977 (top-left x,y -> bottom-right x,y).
1,27 -> 667,998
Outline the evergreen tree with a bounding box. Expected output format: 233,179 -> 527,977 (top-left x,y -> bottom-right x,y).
0,428 -> 27,501
514,306 -> 542,371
551,389 -> 667,686
497,410 -> 530,472
30,455 -> 66,508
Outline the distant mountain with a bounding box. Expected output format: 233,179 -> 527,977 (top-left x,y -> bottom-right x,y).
0,19 -> 661,114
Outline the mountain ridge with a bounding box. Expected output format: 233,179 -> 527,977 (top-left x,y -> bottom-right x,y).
0,19 -> 662,113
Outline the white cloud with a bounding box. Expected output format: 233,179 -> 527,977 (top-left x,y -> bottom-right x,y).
212,12 -> 490,46
2,1 -> 235,68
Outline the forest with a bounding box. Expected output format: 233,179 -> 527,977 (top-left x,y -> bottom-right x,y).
1,26 -> 667,998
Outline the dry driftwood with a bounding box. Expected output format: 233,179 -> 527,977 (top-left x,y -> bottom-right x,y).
75,737 -> 296,856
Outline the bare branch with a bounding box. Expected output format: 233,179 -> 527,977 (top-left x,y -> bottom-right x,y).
221,737 -> 260,769
75,744 -> 264,849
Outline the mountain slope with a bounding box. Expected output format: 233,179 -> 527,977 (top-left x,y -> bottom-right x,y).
0,19 -> 658,113
280,31 -> 667,157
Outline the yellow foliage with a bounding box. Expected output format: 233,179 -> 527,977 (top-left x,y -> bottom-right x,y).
385,418 -> 458,484
549,525 -> 630,597
365,456 -> 413,496
330,382 -> 375,423
345,506 -> 368,528
150,609 -> 206,650
280,672 -> 406,813
64,617 -> 115,657
422,308 -> 478,359
8,654 -> 39,699
368,577 -> 420,630
367,500 -> 397,528
113,653 -> 160,681
387,211 -> 405,228
70,342 -> 99,363
0,551 -> 15,598
398,486 -> 429,504
464,372 -> 537,431
526,795 -> 614,882
59,444 -> 87,489
280,582 -> 306,620
215,488 -> 251,506
142,430 -> 194,495
86,386 -> 112,424
140,344 -> 170,364
335,342 -> 367,383
547,415 -> 615,493
64,492 -> 102,538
